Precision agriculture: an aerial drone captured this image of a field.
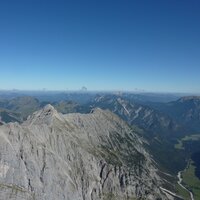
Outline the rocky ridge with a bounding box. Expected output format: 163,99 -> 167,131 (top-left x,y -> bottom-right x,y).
0,105 -> 174,200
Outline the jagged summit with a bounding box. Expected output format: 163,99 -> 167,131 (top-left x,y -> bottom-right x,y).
41,104 -> 59,116
25,104 -> 63,125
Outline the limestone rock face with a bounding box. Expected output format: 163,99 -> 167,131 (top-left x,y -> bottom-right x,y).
0,105 -> 172,200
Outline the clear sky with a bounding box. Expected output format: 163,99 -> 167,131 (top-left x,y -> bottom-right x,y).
0,0 -> 200,93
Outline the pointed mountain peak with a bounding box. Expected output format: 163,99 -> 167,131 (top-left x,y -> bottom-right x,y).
36,104 -> 58,118
25,104 -> 63,125
43,104 -> 57,113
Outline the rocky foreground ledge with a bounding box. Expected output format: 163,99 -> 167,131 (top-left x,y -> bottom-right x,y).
0,105 -> 173,200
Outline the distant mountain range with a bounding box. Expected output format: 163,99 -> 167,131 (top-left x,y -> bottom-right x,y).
0,96 -> 41,121
87,95 -> 186,137
147,96 -> 200,132
1,94 -> 200,136
0,109 -> 21,123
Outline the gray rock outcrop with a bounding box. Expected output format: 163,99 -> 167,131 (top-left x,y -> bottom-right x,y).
0,105 -> 173,200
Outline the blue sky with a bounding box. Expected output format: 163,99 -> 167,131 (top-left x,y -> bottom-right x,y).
0,0 -> 200,92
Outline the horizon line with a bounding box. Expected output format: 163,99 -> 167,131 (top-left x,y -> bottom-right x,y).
0,89 -> 199,95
